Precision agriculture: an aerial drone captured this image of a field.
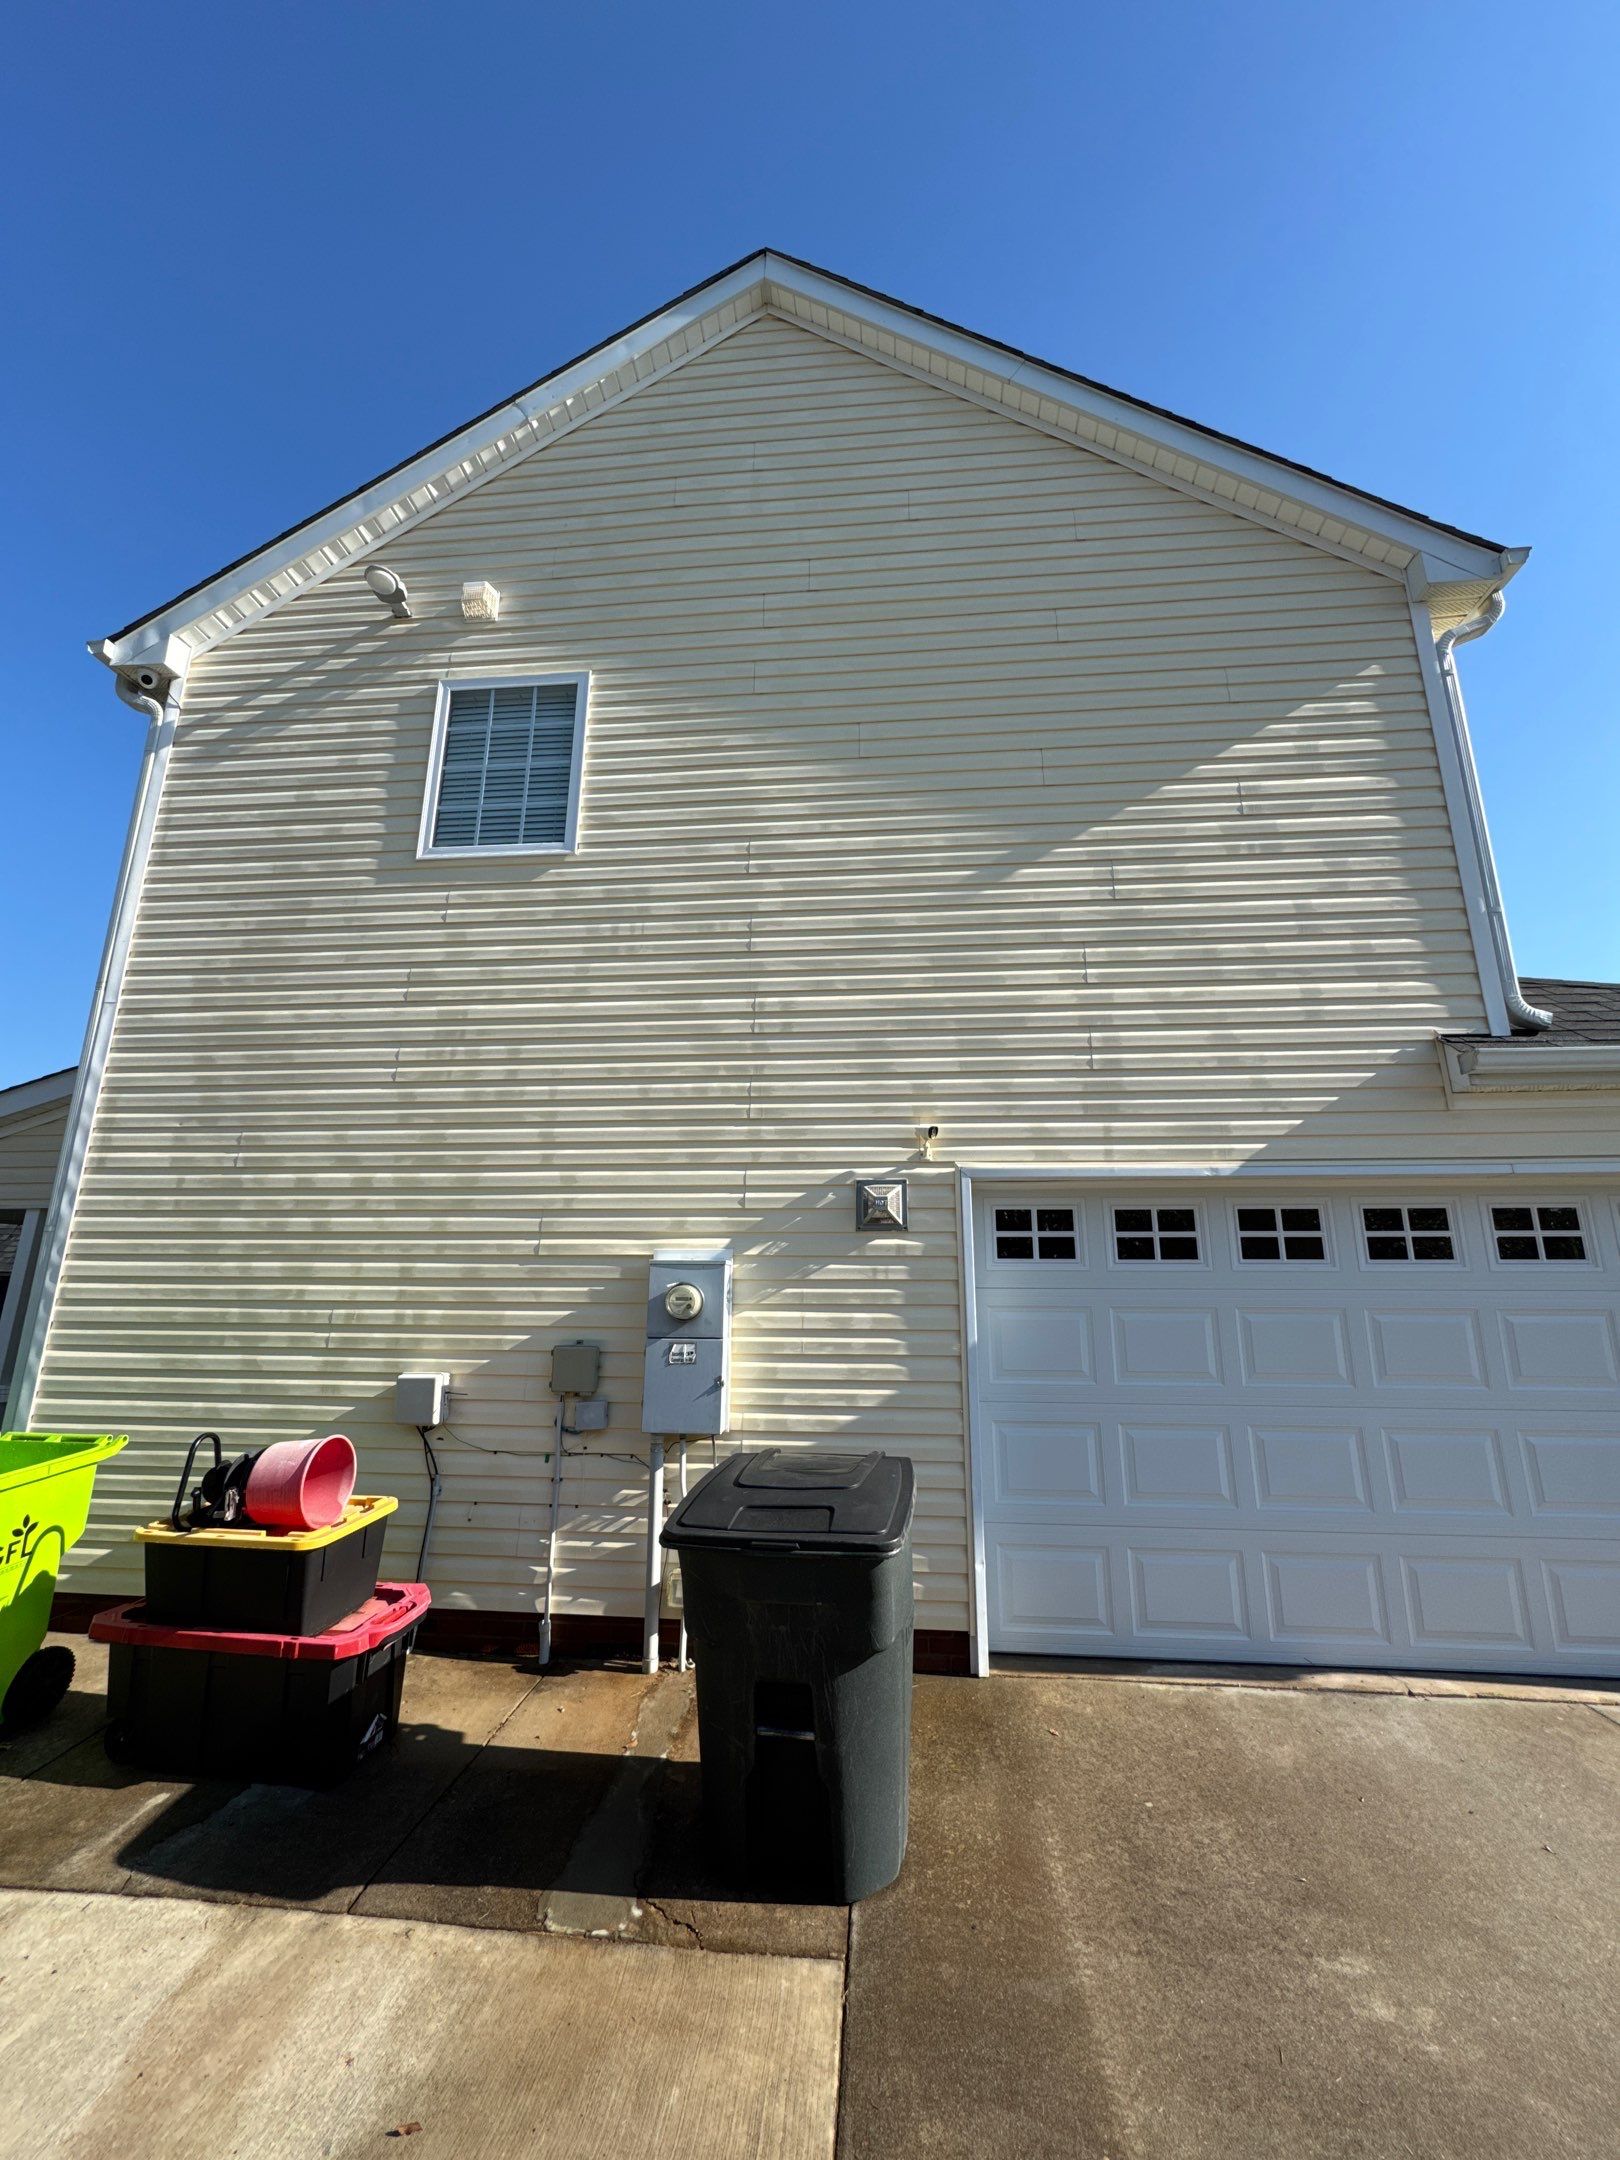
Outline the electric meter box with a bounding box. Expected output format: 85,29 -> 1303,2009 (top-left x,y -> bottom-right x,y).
643,1250 -> 733,1436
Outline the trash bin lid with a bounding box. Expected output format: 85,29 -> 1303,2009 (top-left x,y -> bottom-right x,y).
661,1447 -> 914,1555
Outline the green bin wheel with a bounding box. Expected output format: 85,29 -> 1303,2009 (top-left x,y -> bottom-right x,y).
0,1644 -> 76,1732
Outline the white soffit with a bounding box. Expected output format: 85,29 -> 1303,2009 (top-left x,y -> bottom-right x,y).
101,251 -> 1519,669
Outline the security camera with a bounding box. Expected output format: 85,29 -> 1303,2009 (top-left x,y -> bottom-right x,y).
113,657 -> 178,707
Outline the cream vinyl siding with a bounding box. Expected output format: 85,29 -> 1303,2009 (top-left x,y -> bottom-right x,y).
33,314 -> 1609,1624
0,1101 -> 70,1211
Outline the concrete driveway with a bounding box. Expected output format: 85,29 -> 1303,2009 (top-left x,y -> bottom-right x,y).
846,1666 -> 1620,2159
2,1639 -> 1618,2158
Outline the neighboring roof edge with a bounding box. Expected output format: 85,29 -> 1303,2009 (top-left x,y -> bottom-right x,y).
1444,978 -> 1620,1049
0,1067 -> 77,1121
99,247 -> 1523,669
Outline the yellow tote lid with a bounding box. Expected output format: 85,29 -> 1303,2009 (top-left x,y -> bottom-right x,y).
135,1491 -> 399,1551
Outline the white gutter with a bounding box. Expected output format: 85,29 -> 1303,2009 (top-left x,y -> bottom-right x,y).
1442,1039 -> 1620,1094
1433,592 -> 1553,1032
6,653 -> 186,1430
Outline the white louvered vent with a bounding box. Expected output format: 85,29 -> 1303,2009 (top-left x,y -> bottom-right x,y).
427,678 -> 585,853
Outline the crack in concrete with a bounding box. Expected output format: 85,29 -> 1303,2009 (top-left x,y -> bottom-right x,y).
636,1894 -> 705,1951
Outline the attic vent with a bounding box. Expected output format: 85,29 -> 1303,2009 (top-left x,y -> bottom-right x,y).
420,674 -> 588,857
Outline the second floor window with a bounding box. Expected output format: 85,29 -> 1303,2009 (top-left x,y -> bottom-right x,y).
419,674 -> 588,857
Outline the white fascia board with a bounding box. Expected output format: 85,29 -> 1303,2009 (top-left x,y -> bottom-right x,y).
0,1069 -> 77,1122
1442,1040 -> 1620,1094
101,260 -> 775,670
761,256 -> 1516,589
102,251 -> 1520,668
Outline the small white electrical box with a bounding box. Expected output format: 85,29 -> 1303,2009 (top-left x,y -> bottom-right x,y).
396,1372 -> 450,1427
461,579 -> 501,621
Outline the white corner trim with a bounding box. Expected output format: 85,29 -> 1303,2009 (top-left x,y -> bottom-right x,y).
415,671 -> 590,860
956,1169 -> 991,1677
1406,593 -> 1512,1038
1442,1039 -> 1620,1095
6,680 -> 183,1430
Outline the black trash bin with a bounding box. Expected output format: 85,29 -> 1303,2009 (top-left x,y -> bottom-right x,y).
661,1446 -> 914,1903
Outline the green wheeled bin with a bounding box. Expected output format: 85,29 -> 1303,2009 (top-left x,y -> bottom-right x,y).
0,1432 -> 127,1729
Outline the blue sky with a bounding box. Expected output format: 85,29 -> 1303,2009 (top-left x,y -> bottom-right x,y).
3,1 -> 1615,1090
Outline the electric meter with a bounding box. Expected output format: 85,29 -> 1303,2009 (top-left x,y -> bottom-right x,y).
644,1251 -> 733,1435
664,1280 -> 704,1323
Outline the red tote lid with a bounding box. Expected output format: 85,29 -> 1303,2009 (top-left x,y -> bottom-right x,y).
89,1579 -> 431,1661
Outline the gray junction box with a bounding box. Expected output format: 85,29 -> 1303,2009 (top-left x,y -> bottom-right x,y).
643,1250 -> 733,1436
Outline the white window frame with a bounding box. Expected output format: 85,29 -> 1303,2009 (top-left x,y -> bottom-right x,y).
416,670 -> 590,861
1107,1202 -> 1205,1269
1356,1200 -> 1465,1270
988,1202 -> 1083,1265
1481,1198 -> 1597,1271
1230,1200 -> 1333,1267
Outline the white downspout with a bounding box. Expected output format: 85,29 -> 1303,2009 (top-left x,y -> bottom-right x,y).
6,661 -> 184,1430
1433,592 -> 1553,1033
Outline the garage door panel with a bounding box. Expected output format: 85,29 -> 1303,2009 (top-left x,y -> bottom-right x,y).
1262,1551 -> 1393,1647
1542,1559 -> 1620,1652
1127,1546 -> 1250,1639
985,1303 -> 1093,1385
989,1417 -> 1103,1506
1120,1424 -> 1236,1509
1499,1311 -> 1620,1390
1237,1308 -> 1356,1386
989,1538 -> 1113,1637
1110,1308 -> 1222,1385
1367,1310 -> 1488,1390
1400,1554 -> 1536,1653
1250,1426 -> 1373,1512
1522,1433 -> 1620,1518
976,1182 -> 1620,1674
1384,1429 -> 1512,1517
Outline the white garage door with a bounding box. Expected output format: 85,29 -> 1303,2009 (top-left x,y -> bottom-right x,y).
973,1183 -> 1620,1675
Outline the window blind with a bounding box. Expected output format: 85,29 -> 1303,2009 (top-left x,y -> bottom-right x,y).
432,682 -> 579,849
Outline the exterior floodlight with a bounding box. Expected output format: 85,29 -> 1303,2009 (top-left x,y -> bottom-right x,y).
363,563 -> 412,620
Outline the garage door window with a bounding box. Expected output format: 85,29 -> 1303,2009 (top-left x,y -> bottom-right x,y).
993,1206 -> 1078,1261
1113,1206 -> 1199,1262
1362,1205 -> 1456,1263
1236,1204 -> 1327,1262
1491,1204 -> 1587,1262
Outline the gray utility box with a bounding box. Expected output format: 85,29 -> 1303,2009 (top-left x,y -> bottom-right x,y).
642,1250 -> 733,1436
661,1446 -> 915,1903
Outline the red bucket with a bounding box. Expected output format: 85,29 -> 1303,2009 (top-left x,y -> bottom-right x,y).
245,1435 -> 357,1532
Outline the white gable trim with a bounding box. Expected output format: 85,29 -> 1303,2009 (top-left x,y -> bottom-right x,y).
102,268 -> 773,669
0,1069 -> 77,1124
101,252 -> 1519,670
